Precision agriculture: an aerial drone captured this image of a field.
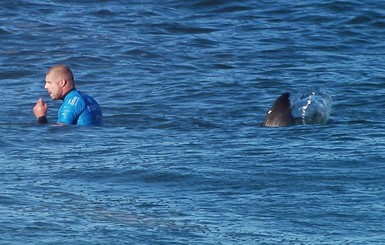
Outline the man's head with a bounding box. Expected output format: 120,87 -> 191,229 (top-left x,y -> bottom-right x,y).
44,65 -> 75,100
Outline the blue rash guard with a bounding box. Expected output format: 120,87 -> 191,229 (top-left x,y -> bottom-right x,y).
57,90 -> 103,126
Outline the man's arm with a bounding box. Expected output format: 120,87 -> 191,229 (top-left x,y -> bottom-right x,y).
33,98 -> 48,124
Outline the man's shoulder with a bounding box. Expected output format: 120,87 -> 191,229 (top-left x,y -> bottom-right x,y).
64,90 -> 85,107
64,89 -> 100,108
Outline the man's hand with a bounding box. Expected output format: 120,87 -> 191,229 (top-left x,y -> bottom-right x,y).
33,98 -> 48,118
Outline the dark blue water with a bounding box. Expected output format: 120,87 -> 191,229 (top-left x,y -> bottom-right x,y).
2,0 -> 385,244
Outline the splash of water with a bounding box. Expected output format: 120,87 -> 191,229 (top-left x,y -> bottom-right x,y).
291,87 -> 332,125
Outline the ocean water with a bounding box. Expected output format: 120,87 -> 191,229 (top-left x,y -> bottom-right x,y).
2,0 -> 385,244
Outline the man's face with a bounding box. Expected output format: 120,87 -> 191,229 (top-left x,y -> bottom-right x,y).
44,73 -> 63,100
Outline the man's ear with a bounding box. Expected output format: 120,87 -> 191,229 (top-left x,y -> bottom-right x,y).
60,79 -> 67,87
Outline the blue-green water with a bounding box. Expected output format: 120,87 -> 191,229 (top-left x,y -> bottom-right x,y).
2,0 -> 385,244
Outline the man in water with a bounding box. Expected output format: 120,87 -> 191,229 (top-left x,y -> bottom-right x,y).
33,65 -> 103,126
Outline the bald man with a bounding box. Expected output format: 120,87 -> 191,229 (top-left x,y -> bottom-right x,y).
33,65 -> 103,126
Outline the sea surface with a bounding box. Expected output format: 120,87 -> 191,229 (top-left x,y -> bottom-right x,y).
1,0 -> 385,244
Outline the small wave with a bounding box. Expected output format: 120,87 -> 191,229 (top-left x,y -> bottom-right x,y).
167,23 -> 218,35
0,28 -> 10,35
345,10 -> 385,26
0,69 -> 34,79
124,48 -> 162,59
92,9 -> 116,17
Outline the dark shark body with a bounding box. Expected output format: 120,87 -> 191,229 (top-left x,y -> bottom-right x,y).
261,93 -> 295,127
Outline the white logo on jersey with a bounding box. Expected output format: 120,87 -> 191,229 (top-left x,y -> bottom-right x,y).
69,96 -> 79,106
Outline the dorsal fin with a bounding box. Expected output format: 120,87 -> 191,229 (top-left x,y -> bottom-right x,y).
261,93 -> 295,127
